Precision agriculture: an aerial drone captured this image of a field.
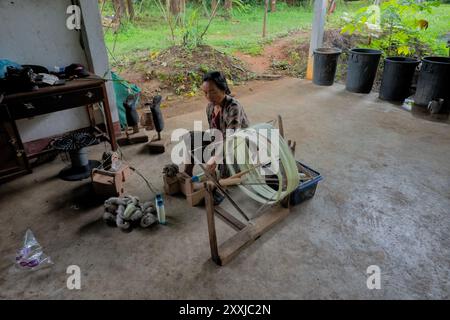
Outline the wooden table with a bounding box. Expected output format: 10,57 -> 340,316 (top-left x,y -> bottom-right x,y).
0,76 -> 117,182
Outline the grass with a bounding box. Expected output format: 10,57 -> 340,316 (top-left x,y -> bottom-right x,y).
104,1 -> 450,64
104,3 -> 315,62
417,4 -> 450,55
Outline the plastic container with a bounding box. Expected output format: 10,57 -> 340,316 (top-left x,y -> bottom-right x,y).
155,194 -> 166,225
0,59 -> 21,78
111,72 -> 141,129
281,161 -> 323,208
313,48 -> 342,86
414,56 -> 450,107
191,173 -> 205,183
346,48 -> 382,94
379,57 -> 420,101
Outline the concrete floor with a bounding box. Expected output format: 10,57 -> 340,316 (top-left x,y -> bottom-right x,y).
1,78 -> 449,299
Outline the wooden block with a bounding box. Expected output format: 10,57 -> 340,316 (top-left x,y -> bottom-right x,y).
92,174 -> 116,196
163,175 -> 180,195
177,172 -> 193,196
175,172 -> 205,206
117,131 -> 149,146
148,139 -> 166,154
164,175 -> 179,185
186,188 -> 206,207
148,133 -> 171,154
91,165 -> 131,197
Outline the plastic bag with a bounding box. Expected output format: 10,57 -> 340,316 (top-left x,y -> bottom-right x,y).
15,229 -> 53,271
0,59 -> 22,79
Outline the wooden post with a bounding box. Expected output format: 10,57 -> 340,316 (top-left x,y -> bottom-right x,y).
101,83 -> 118,151
306,0 -> 327,80
204,183 -> 220,265
167,0 -> 181,16
126,0 -> 135,20
270,0 -> 277,12
277,114 -> 284,139
263,0 -> 269,38
113,0 -> 126,23
225,0 -> 233,19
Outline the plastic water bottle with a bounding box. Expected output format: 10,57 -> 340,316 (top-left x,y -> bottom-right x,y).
191,172 -> 205,183
155,194 -> 166,225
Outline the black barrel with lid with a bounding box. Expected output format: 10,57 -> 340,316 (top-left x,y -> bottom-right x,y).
313,47 -> 342,86
414,56 -> 450,108
379,57 -> 420,101
346,48 -> 382,94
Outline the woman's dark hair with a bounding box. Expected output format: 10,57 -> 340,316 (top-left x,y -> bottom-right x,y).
202,71 -> 231,95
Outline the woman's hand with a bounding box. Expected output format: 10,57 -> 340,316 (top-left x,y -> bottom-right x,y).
206,156 -> 217,175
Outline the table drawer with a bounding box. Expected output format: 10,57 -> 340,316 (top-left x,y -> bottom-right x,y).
7,87 -> 104,119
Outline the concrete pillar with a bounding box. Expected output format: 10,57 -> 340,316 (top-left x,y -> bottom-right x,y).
306,0 -> 327,80
78,0 -> 119,123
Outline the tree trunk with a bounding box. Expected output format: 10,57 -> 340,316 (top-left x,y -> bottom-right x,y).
271,0 -> 277,12
166,0 -> 184,25
211,0 -> 217,12
181,0 -> 186,15
263,0 -> 269,38
167,0 -> 181,16
286,0 -> 295,6
126,0 -> 135,20
113,0 -> 126,23
225,0 -> 232,19
224,0 -> 232,10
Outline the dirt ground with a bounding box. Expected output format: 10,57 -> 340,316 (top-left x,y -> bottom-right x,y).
234,31 -> 310,75
118,28 -> 373,117
120,30 -> 311,119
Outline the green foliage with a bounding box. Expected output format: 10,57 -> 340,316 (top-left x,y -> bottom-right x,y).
341,0 -> 441,56
180,8 -> 204,48
272,59 -> 290,70
105,3 -> 313,60
232,0 -> 252,14
104,2 -> 449,64
151,0 -> 225,49
245,44 -> 264,56
340,5 -> 381,36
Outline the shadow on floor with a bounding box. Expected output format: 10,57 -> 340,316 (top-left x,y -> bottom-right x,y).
48,182 -> 108,217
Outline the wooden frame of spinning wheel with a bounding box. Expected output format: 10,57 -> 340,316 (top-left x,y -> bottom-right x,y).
204,181 -> 294,266
203,115 -> 297,266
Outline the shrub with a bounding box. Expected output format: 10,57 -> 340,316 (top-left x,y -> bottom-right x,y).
341,0 -> 441,56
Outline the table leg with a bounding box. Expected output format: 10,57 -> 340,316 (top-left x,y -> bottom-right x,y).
101,84 -> 118,151
86,104 -> 96,128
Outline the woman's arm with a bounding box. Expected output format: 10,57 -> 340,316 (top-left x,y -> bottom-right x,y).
224,100 -> 249,132
206,103 -> 213,128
